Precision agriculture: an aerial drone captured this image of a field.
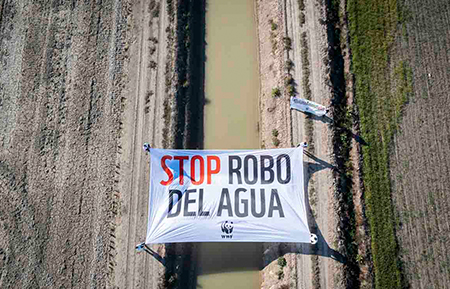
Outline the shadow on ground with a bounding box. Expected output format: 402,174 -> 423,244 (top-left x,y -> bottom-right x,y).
262,152 -> 346,268
303,111 -> 368,146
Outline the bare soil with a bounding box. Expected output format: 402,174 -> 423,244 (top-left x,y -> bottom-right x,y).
389,0 -> 450,287
0,0 -> 349,288
112,0 -> 172,288
0,0 -> 175,288
258,0 -> 341,288
0,0 -> 130,287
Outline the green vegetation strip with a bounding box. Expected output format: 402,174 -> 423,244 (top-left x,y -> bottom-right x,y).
347,0 -> 412,288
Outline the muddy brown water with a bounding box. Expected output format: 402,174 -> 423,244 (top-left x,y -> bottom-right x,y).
197,0 -> 261,288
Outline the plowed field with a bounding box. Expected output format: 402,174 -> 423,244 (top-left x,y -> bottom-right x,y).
0,1 -> 129,287
390,0 -> 450,287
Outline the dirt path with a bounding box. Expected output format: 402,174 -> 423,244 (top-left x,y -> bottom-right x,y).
287,0 -> 339,287
258,0 -> 340,288
113,0 -> 170,288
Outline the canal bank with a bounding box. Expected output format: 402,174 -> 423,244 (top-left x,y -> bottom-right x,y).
197,0 -> 262,288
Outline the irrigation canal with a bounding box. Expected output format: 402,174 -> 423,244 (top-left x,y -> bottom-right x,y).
196,0 -> 261,288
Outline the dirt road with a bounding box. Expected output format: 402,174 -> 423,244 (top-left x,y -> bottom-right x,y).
113,0 -> 172,288
258,0 -> 341,288
287,0 -> 341,287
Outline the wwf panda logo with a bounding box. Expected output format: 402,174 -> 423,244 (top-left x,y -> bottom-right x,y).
221,221 -> 234,234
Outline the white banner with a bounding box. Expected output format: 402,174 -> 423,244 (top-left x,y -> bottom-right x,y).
290,96 -> 327,116
145,147 -> 310,244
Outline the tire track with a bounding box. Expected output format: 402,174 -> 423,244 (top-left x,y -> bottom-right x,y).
122,0 -> 147,286
284,0 -> 336,287
114,1 -> 167,288
285,0 -> 312,288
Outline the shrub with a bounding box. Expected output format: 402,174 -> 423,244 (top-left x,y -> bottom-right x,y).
284,74 -> 294,86
152,3 -> 160,18
277,257 -> 287,267
272,87 -> 281,97
283,37 -> 292,50
272,129 -> 279,137
300,12 -> 306,25
287,84 -> 295,96
148,0 -> 156,12
298,0 -> 305,10
145,90 -> 154,104
277,270 -> 284,280
269,19 -> 278,30
277,257 -> 286,280
270,33 -> 278,53
285,59 -> 294,71
272,137 -> 280,147
301,31 -> 307,47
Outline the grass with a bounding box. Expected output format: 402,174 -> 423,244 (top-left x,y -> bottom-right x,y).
347,0 -> 412,287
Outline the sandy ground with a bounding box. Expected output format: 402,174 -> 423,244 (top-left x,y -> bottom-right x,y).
112,0 -> 172,288
257,0 -> 340,288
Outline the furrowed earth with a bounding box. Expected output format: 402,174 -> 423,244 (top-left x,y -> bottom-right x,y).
1,0 -> 448,289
